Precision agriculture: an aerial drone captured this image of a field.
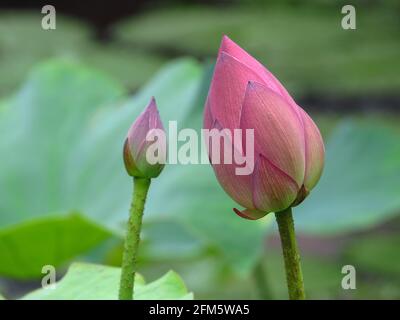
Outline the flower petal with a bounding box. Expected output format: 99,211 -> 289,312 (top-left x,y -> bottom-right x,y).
207,120 -> 255,209
203,98 -> 214,130
127,109 -> 150,159
219,35 -> 299,110
219,36 -> 266,80
252,154 -> 299,213
123,138 -> 142,177
147,97 -> 164,131
300,108 -> 325,191
208,51 -> 265,130
125,97 -> 165,178
213,163 -> 254,209
233,208 -> 268,220
240,81 -> 305,185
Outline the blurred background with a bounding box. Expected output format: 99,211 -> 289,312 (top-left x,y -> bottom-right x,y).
0,0 -> 399,299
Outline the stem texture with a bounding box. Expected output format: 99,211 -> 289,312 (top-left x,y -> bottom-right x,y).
119,177 -> 151,300
275,207 -> 305,300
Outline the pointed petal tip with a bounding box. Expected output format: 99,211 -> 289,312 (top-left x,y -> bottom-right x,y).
233,208 -> 267,220
221,34 -> 234,46
246,80 -> 262,90
145,96 -> 165,130
219,34 -> 242,53
244,81 -> 274,98
146,96 -> 158,112
217,39 -> 241,63
209,51 -> 266,130
249,79 -> 280,92
222,34 -> 230,41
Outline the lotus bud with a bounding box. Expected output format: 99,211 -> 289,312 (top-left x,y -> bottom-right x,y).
123,97 -> 166,179
204,36 -> 325,220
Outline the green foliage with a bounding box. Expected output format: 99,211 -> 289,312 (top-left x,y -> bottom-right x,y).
295,120 -> 400,235
0,60 -> 124,229
65,58 -> 268,275
0,214 -> 111,279
0,12 -> 166,96
1,5 -> 399,300
259,249 -> 399,299
1,57 -> 400,284
79,46 -> 167,91
0,12 -> 89,96
263,253 -> 345,299
2,6 -> 398,98
344,233 -> 400,277
0,59 -> 266,279
114,6 -> 400,95
22,262 -> 192,300
140,221 -> 206,262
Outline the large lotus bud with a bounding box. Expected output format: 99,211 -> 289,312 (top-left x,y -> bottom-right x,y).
123,97 -> 166,179
204,36 -> 325,220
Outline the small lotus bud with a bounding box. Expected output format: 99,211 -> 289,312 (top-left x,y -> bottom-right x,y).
123,97 -> 166,179
204,36 -> 325,219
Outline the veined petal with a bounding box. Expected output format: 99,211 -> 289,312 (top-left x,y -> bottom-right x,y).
127,109 -> 150,158
125,97 -> 165,178
219,35 -> 299,111
252,154 -> 299,213
213,162 -> 254,210
219,35 -> 266,80
207,120 -> 254,209
147,97 -> 164,131
240,81 -> 305,185
300,108 -> 325,191
208,51 -> 265,130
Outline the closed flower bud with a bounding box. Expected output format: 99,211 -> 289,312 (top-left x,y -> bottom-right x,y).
123,97 -> 165,179
204,36 -> 325,220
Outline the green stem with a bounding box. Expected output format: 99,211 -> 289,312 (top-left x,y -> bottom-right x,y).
253,259 -> 273,300
118,177 -> 151,300
275,207 -> 305,300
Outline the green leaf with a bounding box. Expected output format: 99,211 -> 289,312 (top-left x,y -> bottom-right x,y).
135,270 -> 193,300
0,60 -> 124,228
22,262 -> 192,300
296,119 -> 400,234
0,214 -> 112,278
0,61 -> 124,277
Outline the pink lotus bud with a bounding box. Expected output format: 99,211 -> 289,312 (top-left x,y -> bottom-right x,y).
123,97 -> 166,179
204,36 -> 325,220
